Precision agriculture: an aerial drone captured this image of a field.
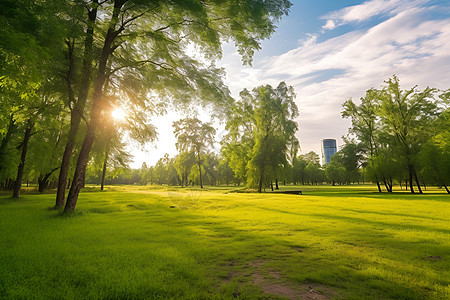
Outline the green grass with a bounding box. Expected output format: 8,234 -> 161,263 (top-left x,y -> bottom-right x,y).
0,185 -> 449,299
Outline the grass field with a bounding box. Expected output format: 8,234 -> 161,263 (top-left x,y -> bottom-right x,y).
0,185 -> 449,299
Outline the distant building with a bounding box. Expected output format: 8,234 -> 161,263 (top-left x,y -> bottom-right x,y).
321,139 -> 337,165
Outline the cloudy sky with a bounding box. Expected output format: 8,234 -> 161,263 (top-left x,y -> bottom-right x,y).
131,0 -> 450,168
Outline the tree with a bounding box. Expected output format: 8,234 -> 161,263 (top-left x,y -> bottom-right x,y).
0,0 -> 68,196
304,162 -> 325,185
173,118 -> 216,189
378,76 -> 438,193
63,0 -> 292,212
221,96 -> 255,185
419,108 -> 450,193
342,89 -> 384,191
292,156 -> 307,185
325,161 -> 345,186
300,151 -> 321,167
331,141 -> 364,184
218,156 -> 235,186
342,76 -> 446,193
174,152 -> 195,187
224,82 -> 298,192
55,0 -> 100,208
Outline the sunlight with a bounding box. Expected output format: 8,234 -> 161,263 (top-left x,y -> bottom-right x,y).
111,108 -> 126,121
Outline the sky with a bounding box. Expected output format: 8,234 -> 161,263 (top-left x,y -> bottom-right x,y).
129,0 -> 450,168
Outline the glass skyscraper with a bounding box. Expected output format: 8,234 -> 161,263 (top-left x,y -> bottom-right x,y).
321,139 -> 337,165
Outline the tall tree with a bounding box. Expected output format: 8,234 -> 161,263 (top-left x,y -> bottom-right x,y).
378,76 -> 438,193
225,82 -> 298,192
63,0 -> 292,212
55,0 -> 100,208
342,89 -> 384,191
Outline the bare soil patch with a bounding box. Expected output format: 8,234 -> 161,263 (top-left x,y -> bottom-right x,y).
224,260 -> 337,299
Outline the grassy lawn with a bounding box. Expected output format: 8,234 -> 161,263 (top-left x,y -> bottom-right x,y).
0,185 -> 449,299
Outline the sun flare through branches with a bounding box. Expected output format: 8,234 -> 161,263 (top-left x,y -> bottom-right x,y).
111,108 -> 126,122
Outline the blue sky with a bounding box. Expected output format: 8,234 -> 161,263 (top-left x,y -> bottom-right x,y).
131,0 -> 450,168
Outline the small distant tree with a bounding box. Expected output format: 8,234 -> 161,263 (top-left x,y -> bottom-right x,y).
173,118 -> 216,189
174,152 -> 195,187
325,161 -> 345,185
292,156 -> 307,185
218,156 -> 235,186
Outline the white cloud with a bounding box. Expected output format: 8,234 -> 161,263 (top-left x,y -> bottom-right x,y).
322,19 -> 336,30
322,0 -> 429,30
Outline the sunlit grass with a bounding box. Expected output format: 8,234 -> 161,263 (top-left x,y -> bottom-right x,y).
0,185 -> 448,299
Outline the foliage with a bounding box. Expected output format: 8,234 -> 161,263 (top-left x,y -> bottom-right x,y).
224,82 -> 298,192
342,76 -> 448,193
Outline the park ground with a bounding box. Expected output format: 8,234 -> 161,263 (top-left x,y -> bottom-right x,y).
0,185 -> 449,299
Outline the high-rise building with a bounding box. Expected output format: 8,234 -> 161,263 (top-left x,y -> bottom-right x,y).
321,139 -> 337,165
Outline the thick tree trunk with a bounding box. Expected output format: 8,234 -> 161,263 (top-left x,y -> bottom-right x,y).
63,1 -> 124,213
101,150 -> 109,191
12,121 -> 33,198
64,124 -> 96,212
55,6 -> 98,209
55,112 -> 80,207
275,178 -> 279,190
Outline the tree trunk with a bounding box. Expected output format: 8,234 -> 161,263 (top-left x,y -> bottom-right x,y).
197,152 -> 203,189
258,169 -> 264,193
413,170 -> 423,194
64,124 -> 96,212
101,150 -> 109,191
64,1 -> 124,213
443,183 -> 450,194
55,5 -> 98,209
12,120 -> 33,198
275,178 -> 279,190
55,112 -> 80,207
408,167 -> 415,194
38,167 -> 59,193
270,181 -> 273,191
383,181 -> 389,192
376,180 -> 382,193
0,114 -> 16,174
